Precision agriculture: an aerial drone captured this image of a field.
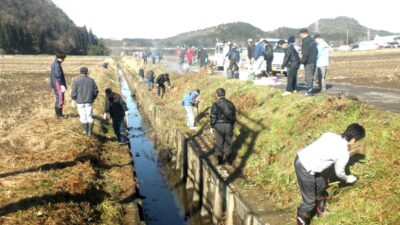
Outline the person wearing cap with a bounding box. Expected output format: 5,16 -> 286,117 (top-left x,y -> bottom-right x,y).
103,88 -> 129,145
299,28 -> 318,96
294,123 -> 365,225
210,88 -> 236,165
50,52 -> 67,119
314,34 -> 330,92
181,89 -> 200,130
155,73 -> 171,98
278,39 -> 301,96
71,67 -> 99,135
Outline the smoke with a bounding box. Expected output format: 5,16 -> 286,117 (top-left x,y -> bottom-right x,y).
160,61 -> 198,75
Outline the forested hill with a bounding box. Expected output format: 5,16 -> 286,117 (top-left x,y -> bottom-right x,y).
0,0 -> 107,55
106,17 -> 393,48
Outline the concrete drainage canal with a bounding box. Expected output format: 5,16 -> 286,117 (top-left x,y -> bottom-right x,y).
118,69 -> 213,225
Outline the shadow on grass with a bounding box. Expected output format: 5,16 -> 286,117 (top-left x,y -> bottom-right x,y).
0,152 -> 131,179
0,186 -> 108,217
225,112 -> 267,183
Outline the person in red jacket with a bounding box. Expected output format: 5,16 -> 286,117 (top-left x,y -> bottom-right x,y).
186,47 -> 195,65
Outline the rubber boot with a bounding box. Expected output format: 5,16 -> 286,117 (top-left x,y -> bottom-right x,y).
296,210 -> 309,225
316,196 -> 327,217
119,135 -> 129,145
217,155 -> 224,165
82,123 -> 88,135
55,107 -> 64,120
87,123 -> 94,136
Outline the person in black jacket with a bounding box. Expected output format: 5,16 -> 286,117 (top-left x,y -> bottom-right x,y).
247,38 -> 255,63
50,53 -> 67,119
103,88 -> 129,145
139,66 -> 145,83
299,28 -> 318,96
264,40 -> 274,76
71,67 -> 99,135
210,88 -> 236,165
155,73 -> 171,98
279,39 -> 301,96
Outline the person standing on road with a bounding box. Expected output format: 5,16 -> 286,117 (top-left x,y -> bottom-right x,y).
177,46 -> 183,64
210,88 -> 236,165
103,88 -> 129,145
294,123 -> 366,225
299,28 -> 318,96
278,39 -> 300,96
50,52 -> 67,120
315,34 -> 330,92
187,46 -> 195,65
71,67 -> 99,136
264,40 -> 274,76
226,46 -> 240,78
155,73 -> 171,98
247,38 -> 256,63
182,89 -> 200,130
146,69 -> 155,91
198,47 -> 209,68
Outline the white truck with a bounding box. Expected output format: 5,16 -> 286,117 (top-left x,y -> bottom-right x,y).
260,38 -> 287,75
211,41 -> 240,71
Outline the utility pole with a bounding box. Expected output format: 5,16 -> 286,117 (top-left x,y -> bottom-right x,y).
367,29 -> 370,41
346,30 -> 349,45
315,21 -> 319,33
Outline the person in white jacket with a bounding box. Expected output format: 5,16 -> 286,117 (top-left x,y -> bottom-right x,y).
294,123 -> 366,225
315,33 -> 330,91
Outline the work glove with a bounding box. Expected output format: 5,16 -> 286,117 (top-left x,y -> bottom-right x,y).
346,175 -> 357,184
61,85 -> 66,93
210,128 -> 215,134
71,100 -> 76,108
103,113 -> 107,120
125,111 -> 129,126
156,84 -> 159,87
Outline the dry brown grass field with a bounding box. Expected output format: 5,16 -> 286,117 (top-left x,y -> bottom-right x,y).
121,53 -> 400,225
0,55 -> 139,224
297,49 -> 400,89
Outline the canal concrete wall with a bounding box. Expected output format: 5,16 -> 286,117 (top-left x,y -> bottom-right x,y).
123,70 -> 275,225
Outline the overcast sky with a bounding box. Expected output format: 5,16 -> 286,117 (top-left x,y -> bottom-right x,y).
52,0 -> 399,40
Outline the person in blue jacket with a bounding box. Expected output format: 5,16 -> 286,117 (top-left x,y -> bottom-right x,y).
182,89 -> 200,130
151,49 -> 157,64
50,52 -> 67,119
